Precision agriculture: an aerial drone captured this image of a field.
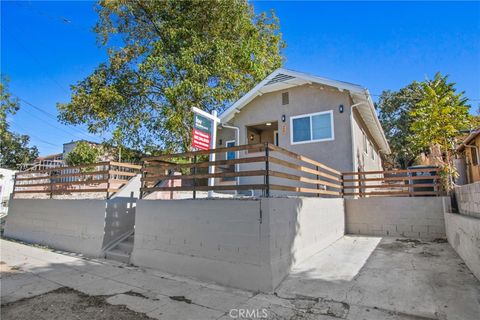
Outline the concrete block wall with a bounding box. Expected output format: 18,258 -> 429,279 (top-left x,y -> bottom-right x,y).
263,198 -> 345,286
131,197 -> 345,292
346,197 -> 449,240
455,182 -> 480,218
4,200 -> 107,257
444,211 -> 480,281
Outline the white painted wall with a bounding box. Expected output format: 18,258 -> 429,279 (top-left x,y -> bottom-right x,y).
131,197 -> 345,292
4,198 -> 137,257
444,212 -> 480,281
345,197 -> 449,240
4,199 -> 107,256
0,168 -> 16,214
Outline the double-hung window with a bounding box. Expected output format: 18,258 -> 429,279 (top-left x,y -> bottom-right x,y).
290,110 -> 334,144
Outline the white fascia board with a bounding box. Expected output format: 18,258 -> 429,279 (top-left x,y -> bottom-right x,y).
220,69 -> 283,123
219,68 -> 366,123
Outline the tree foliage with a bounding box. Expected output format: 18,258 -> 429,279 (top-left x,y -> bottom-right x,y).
0,77 -> 39,169
409,73 -> 473,188
64,141 -> 102,166
58,0 -> 285,152
377,73 -> 475,171
376,82 -> 422,168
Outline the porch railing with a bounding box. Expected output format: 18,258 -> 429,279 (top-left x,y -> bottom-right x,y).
13,161 -> 142,199
141,142 -> 343,198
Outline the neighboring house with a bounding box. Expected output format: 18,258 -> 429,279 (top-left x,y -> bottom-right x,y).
0,168 -> 16,214
20,140 -> 115,171
215,68 -> 391,193
456,127 -> 480,184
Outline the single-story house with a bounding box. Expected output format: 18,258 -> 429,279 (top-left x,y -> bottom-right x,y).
456,127 -> 480,184
215,68 -> 391,194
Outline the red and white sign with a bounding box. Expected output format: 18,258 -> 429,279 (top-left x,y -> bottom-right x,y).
192,129 -> 211,150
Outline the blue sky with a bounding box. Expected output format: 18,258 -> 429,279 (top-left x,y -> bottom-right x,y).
2,1 -> 479,155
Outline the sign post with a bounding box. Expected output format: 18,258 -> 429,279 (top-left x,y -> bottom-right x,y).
191,107 -> 220,198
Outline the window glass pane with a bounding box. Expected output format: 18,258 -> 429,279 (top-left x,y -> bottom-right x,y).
226,141 -> 235,160
312,113 -> 332,140
292,117 -> 311,142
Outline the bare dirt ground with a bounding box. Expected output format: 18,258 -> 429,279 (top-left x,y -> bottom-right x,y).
1,287 -> 154,320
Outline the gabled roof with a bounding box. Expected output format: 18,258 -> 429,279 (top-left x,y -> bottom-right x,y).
220,68 -> 391,154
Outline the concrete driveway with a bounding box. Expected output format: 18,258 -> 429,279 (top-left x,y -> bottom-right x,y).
1,236 -> 479,320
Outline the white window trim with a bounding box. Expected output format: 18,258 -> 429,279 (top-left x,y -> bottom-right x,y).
273,130 -> 279,146
363,132 -> 368,155
225,140 -> 236,159
290,110 -> 334,145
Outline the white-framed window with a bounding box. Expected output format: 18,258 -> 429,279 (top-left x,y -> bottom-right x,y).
225,140 -> 236,160
363,132 -> 368,154
290,110 -> 334,145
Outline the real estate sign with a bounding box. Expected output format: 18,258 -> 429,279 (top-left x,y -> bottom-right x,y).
192,113 -> 212,150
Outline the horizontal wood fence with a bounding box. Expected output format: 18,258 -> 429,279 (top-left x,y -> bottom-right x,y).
342,167 -> 443,197
13,161 -> 141,199
141,142 -> 343,198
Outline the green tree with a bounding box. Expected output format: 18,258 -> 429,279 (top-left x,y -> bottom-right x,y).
0,77 -> 39,169
376,82 -> 422,168
58,0 -> 285,152
64,141 -> 102,166
409,73 -> 473,189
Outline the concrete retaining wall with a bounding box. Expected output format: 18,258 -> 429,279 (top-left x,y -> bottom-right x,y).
131,197 -> 345,292
4,199 -> 107,256
455,182 -> 480,218
346,197 -> 449,240
4,198 -> 137,257
444,212 -> 480,281
263,198 -> 345,286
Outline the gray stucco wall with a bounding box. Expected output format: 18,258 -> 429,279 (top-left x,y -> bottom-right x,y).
454,182 -> 480,218
345,197 -> 449,240
216,84 -> 384,195
218,84 -> 355,173
4,199 -> 107,257
131,197 -> 345,292
444,212 -> 480,281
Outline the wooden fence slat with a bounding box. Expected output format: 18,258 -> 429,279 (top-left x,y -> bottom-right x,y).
343,175 -> 440,183
343,183 -> 439,189
141,184 -> 267,193
268,170 -> 342,189
269,157 -> 342,182
342,167 -> 440,175
268,144 -> 341,176
142,143 -> 268,161
269,184 -> 341,196
142,170 -> 267,182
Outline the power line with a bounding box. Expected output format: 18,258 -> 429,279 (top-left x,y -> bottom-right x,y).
7,119 -> 59,148
14,95 -> 96,139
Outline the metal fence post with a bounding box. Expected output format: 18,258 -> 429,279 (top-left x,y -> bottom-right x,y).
106,163 -> 111,199
49,171 -> 53,199
193,155 -> 197,200
265,143 -> 270,198
316,165 -> 320,197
